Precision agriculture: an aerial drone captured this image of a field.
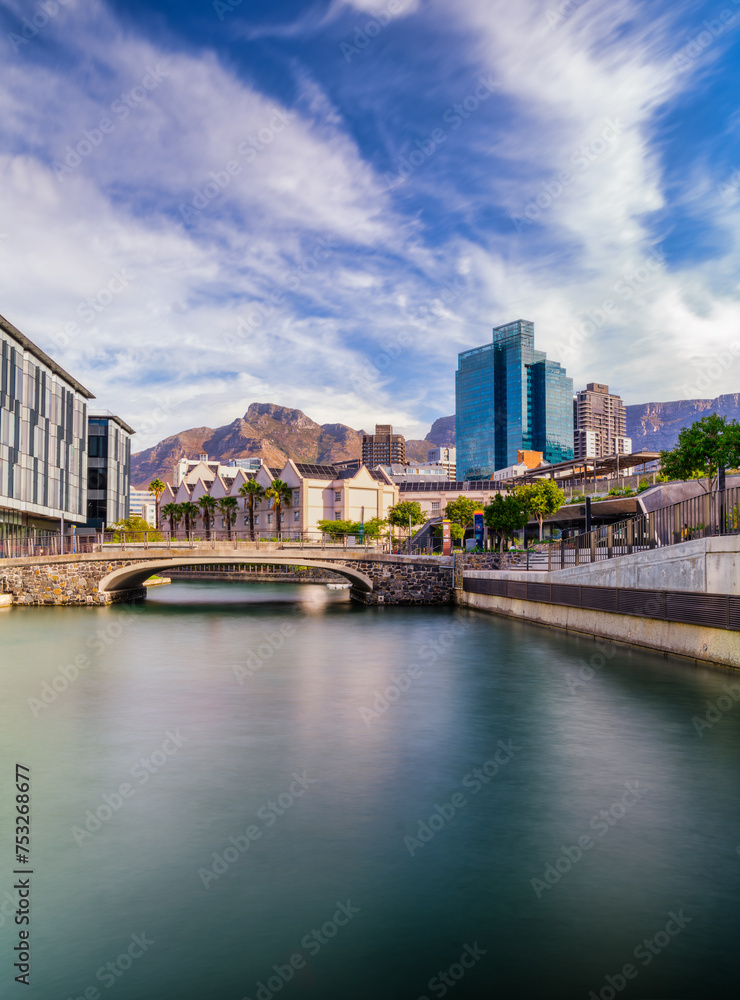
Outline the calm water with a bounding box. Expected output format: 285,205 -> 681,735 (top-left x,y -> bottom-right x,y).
1,580 -> 739,1000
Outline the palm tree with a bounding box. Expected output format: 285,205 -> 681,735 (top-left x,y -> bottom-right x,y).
161,502 -> 182,538
148,478 -> 166,530
180,501 -> 200,538
218,496 -> 239,540
238,478 -> 265,541
197,494 -> 218,540
265,479 -> 292,539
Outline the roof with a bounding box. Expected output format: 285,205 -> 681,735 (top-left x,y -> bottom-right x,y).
399,480 -> 501,492
294,463 -> 338,479
0,312 -> 95,399
88,410 -> 135,435
269,467 -> 283,478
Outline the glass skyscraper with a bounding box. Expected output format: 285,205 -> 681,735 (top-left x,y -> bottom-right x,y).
455,320 -> 574,480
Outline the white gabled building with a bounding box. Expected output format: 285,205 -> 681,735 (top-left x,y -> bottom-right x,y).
157,460 -> 398,537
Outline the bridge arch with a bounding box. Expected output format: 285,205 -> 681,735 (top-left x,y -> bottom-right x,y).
98,556 -> 373,596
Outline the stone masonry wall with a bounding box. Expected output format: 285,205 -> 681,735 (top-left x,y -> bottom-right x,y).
347,557 -> 454,605
0,558 -> 149,606
1,553 -> 457,607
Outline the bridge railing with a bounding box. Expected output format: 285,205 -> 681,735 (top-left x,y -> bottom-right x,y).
1,529 -> 390,558
522,485 -> 740,570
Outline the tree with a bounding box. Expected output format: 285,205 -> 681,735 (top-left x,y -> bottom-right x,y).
483,494 -> 529,552
148,478 -> 166,529
265,479 -> 292,537
514,479 -> 566,541
360,516 -> 387,540
161,502 -> 182,537
316,517 -> 388,542
180,501 -> 200,537
238,478 -> 265,541
197,494 -> 218,539
218,496 -> 239,540
317,518 -> 356,540
387,500 -> 426,549
444,497 -> 478,534
108,515 -> 162,543
660,414 -> 740,492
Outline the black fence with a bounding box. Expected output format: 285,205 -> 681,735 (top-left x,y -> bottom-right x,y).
463,577 -> 740,630
530,486 -> 740,570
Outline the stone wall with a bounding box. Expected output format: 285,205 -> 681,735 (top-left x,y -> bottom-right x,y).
168,566 -> 345,584
1,552 -> 457,606
1,558 -> 146,606
347,556 -> 454,605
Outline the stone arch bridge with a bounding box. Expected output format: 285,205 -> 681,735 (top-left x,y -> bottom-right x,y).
0,547 -> 460,607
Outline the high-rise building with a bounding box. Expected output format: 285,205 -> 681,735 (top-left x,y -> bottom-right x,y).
1,312 -> 93,537
573,383 -> 632,459
362,424 -> 406,466
85,411 -> 134,530
455,320 -> 573,480
427,446 -> 456,480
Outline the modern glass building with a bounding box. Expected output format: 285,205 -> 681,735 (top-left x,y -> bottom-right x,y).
86,411 -> 134,530
455,320 -> 573,480
1,312 -> 93,540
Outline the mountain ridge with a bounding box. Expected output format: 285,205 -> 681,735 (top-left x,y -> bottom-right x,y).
130,393 -> 740,487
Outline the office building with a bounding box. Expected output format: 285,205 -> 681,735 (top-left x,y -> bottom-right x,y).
0,312 -> 93,537
573,383 -> 632,459
455,319 -> 573,480
427,446 -> 456,480
129,489 -> 156,526
362,424 -> 406,466
86,411 -> 135,530
492,450 -> 549,482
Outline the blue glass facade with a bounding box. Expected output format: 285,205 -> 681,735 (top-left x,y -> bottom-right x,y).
456,320 -> 573,480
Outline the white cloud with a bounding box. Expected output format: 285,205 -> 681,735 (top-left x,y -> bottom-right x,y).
1,0 -> 739,462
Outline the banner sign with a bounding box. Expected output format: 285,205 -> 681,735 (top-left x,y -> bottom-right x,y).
442,520 -> 452,556
474,511 -> 484,548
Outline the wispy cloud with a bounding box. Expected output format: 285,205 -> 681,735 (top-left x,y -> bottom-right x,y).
0,0 -> 738,452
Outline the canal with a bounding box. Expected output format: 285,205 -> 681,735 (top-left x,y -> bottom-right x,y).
1,580 -> 738,999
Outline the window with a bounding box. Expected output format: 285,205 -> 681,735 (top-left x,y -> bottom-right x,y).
335,491 -> 341,502
294,510 -> 299,522
89,435 -> 108,458
293,491 -> 300,504
255,515 -> 260,525
88,468 -> 107,491
334,511 -> 341,520
432,501 -> 440,511
243,515 -> 248,525
267,514 -> 272,525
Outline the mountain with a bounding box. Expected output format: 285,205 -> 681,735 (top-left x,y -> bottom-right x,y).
131,403 -> 455,487
426,415 -> 455,445
132,393 -> 740,487
130,403 -> 366,487
626,393 -> 740,451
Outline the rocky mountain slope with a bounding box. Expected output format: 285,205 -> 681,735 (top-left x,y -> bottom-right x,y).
131,393 -> 740,487
626,393 -> 740,451
131,403 -> 451,486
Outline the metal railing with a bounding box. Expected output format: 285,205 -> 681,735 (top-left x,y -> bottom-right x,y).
1,529 -> 389,559
526,486 -> 740,571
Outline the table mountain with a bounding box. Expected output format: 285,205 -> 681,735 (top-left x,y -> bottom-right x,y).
626,393 -> 740,451
131,403 -> 460,487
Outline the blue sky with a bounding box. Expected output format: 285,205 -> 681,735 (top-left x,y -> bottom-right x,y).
1,0 -> 740,449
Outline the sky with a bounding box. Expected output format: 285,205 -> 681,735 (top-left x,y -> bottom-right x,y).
1,0 -> 740,450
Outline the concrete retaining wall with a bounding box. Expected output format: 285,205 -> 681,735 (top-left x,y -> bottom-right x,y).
543,534 -> 740,594
456,588 -> 740,670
